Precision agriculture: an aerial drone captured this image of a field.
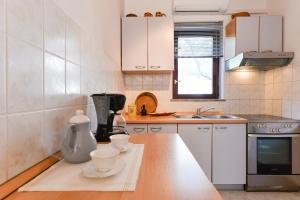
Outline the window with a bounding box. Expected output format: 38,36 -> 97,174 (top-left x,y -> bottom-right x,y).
173,22 -> 223,99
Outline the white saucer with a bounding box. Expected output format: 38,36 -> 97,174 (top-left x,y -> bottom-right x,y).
82,159 -> 126,178
118,142 -> 134,153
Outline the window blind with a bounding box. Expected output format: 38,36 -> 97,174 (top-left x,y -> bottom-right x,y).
174,22 -> 223,58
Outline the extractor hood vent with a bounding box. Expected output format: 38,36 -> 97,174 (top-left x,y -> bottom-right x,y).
225,52 -> 294,71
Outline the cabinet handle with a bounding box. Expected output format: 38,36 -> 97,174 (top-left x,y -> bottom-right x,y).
215,126 -> 228,130
150,127 -> 162,132
135,66 -> 146,69
198,127 -> 210,131
133,127 -> 146,133
150,66 -> 161,69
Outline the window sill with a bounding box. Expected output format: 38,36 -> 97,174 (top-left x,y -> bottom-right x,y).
170,99 -> 226,102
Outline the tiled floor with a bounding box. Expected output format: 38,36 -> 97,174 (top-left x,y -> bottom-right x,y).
220,191 -> 300,200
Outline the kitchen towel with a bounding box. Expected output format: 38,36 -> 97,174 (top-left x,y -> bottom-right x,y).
19,144 -> 144,192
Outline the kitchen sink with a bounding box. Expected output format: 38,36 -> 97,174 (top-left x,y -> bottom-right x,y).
175,115 -> 207,119
202,115 -> 240,119
175,115 -> 240,119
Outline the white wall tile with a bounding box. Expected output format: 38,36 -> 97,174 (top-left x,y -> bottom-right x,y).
7,0 -> 43,48
264,100 -> 273,115
0,32 -> 5,113
292,81 -> 300,101
0,0 -> 4,33
66,62 -> 82,106
43,108 -> 68,155
282,82 -> 292,100
272,100 -> 282,116
292,100 -> 300,120
239,100 -> 250,114
265,70 -> 274,84
7,111 -> 44,178
66,62 -> 80,95
282,65 -> 293,82
44,53 -> 66,108
0,115 -> 7,184
142,74 -> 153,90
293,67 -> 300,82
66,18 -> 81,65
282,100 -> 292,118
7,38 -> 43,113
273,68 -> 283,83
44,0 -> 66,57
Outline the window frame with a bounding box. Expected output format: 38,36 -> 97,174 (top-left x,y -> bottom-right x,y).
173,32 -> 220,100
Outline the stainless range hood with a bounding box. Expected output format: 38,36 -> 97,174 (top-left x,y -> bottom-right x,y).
225,51 -> 294,71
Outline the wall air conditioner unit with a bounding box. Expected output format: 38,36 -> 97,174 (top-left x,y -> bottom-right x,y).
174,0 -> 229,13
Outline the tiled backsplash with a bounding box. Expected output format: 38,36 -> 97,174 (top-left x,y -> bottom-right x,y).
124,71 -> 267,114
0,0 -> 123,184
265,65 -> 300,119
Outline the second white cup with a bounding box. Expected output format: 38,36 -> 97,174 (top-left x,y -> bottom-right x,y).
110,134 -> 129,150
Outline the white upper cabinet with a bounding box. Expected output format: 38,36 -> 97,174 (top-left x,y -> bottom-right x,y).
122,17 -> 174,72
236,16 -> 259,55
226,15 -> 283,59
259,16 -> 283,52
122,18 -> 148,71
148,18 -> 174,71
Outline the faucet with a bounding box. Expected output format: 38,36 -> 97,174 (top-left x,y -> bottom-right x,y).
196,107 -> 215,115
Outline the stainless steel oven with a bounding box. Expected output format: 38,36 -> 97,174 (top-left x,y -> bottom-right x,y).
241,115 -> 300,191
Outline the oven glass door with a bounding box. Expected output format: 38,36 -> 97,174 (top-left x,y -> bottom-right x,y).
257,138 -> 292,175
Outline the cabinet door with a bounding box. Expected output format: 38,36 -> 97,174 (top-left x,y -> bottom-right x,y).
178,124 -> 212,180
122,18 -> 148,71
212,124 -> 246,184
148,18 -> 174,71
148,124 -> 177,134
126,124 -> 147,134
259,16 -> 283,52
236,16 -> 259,54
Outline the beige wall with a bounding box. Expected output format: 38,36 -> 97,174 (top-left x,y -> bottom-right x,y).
264,0 -> 300,119
0,0 -> 123,184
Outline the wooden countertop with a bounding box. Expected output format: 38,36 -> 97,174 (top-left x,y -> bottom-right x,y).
6,134 -> 223,200
125,113 -> 248,124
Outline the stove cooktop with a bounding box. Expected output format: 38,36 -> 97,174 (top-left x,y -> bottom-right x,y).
237,114 -> 300,123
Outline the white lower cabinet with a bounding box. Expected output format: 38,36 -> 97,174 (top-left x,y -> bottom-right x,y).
126,124 -> 147,134
148,124 -> 177,134
178,124 -> 212,180
212,124 -> 246,185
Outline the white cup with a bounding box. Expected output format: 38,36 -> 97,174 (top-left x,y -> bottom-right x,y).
110,134 -> 129,150
90,146 -> 120,172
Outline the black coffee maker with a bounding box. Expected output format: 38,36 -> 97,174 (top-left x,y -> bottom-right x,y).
91,93 -> 127,142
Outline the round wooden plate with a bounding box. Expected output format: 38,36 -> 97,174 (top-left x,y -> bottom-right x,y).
135,92 -> 158,114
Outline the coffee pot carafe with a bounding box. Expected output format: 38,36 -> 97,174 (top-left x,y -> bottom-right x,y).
62,110 -> 97,164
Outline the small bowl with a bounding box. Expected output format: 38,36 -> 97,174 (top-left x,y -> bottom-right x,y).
90,146 -> 120,172
110,134 -> 129,150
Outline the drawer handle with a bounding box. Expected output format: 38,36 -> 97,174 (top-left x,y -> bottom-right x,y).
215,127 -> 228,130
133,127 -> 146,132
198,127 -> 210,131
150,66 -> 161,69
150,127 -> 162,132
135,66 -> 146,69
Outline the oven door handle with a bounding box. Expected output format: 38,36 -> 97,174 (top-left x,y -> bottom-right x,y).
248,134 -> 300,138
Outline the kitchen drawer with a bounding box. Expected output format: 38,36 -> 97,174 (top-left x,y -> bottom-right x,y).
126,124 -> 147,134
148,124 -> 177,134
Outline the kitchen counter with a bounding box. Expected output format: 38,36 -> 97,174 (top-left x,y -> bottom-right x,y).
6,134 -> 223,200
125,113 -> 248,124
